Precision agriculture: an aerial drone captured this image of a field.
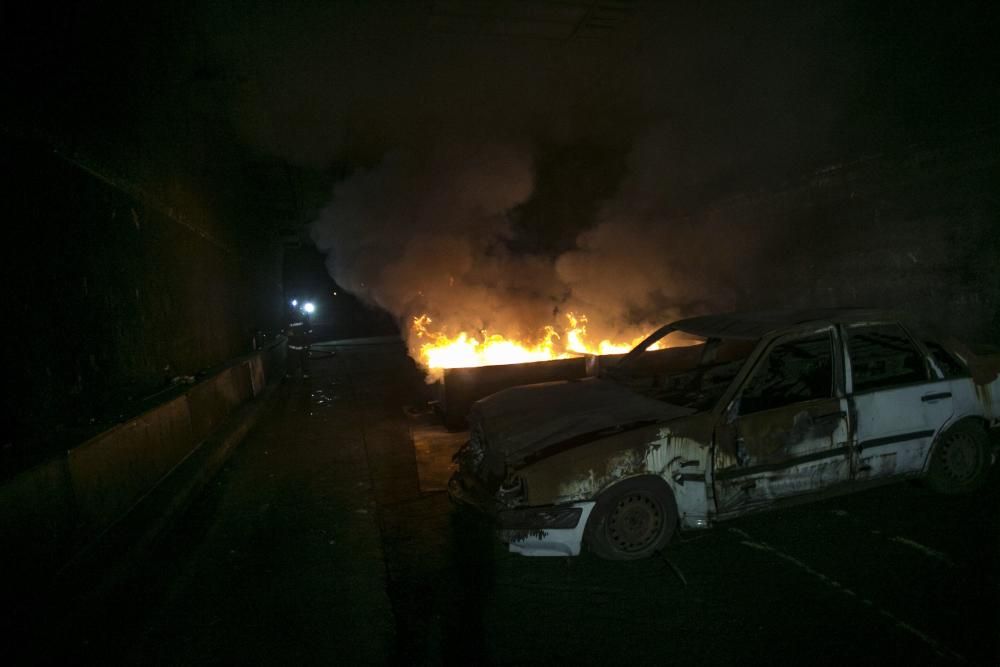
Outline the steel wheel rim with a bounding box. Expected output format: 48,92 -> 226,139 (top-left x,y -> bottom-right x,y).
941,431 -> 982,483
606,491 -> 664,553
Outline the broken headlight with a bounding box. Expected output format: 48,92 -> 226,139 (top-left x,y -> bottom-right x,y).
462,427 -> 487,473
496,475 -> 526,507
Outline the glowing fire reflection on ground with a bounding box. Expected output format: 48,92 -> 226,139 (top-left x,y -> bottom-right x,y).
412,313 -> 658,376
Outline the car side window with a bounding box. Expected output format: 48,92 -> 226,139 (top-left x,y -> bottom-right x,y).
847,324 -> 928,392
739,333 -> 834,415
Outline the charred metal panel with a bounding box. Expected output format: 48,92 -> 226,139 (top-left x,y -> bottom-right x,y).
726,401 -> 846,462
505,502 -> 596,557
470,377 -> 694,461
439,356 -> 587,429
714,397 -> 852,513
498,505 -> 583,530
714,454 -> 854,516
515,413 -> 715,528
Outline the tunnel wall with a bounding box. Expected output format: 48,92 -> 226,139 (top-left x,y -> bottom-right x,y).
0,338 -> 286,601
1,131 -> 285,461
694,130 -> 1000,344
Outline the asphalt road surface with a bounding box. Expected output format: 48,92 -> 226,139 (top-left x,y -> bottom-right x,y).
37,340 -> 1000,665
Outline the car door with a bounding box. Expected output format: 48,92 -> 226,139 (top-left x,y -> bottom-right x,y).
845,323 -> 954,481
715,327 -> 851,514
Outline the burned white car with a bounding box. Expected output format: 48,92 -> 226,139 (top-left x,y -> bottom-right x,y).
449,309 -> 1000,559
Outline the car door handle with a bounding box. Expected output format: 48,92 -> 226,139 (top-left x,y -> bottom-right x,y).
921,392 -> 952,402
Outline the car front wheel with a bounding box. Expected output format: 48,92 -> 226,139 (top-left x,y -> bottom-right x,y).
585,477 -> 678,560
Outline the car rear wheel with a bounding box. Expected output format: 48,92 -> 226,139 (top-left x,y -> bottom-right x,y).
926,420 -> 990,495
585,477 -> 677,560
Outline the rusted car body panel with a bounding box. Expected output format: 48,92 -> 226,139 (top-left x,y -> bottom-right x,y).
449,309 -> 1000,556
440,356 -> 588,429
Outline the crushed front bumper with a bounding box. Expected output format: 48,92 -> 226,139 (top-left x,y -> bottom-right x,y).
498,501 -> 596,557
447,468 -> 496,514
449,471 -> 595,557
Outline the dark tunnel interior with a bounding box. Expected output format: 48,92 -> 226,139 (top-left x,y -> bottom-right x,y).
2,1 -> 998,664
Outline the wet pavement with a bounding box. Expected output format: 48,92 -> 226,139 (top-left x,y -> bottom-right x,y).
35,339 -> 1000,665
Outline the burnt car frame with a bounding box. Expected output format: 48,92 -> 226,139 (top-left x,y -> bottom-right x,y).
449,309 -> 1000,560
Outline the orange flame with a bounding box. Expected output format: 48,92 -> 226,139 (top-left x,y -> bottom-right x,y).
412,312 -> 658,376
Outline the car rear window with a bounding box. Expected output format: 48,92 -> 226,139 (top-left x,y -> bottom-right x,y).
847,324 -> 928,392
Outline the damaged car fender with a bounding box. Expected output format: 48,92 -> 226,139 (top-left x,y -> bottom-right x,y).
584,475 -> 679,560
513,413 -> 715,531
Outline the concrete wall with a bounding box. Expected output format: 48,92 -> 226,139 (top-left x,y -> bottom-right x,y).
0,339 -> 285,599
692,130 -> 1000,344
1,130 -> 285,460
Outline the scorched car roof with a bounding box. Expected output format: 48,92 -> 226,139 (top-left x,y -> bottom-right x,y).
670,308 -> 900,340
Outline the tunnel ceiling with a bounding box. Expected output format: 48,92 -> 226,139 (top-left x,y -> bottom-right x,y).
2,1 -> 998,235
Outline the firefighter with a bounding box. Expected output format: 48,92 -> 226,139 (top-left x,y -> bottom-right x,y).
285,300 -> 314,379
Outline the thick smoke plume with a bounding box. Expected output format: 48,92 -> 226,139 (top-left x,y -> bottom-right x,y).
228,1 -> 996,363
240,1 -> 864,363
311,142 -> 564,342
310,129 -> 776,366
556,124 -> 778,334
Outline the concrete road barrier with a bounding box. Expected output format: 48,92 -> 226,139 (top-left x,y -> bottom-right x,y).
0,338 -> 287,603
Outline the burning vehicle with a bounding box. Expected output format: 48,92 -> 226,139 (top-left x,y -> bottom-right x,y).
449,309 -> 1000,559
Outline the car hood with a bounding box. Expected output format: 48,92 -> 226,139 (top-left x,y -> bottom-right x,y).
468,377 -> 696,462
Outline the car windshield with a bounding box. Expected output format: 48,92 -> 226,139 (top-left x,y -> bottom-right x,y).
602,328 -> 758,412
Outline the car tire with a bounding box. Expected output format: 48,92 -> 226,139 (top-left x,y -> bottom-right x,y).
585,477 -> 678,560
925,420 -> 991,495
